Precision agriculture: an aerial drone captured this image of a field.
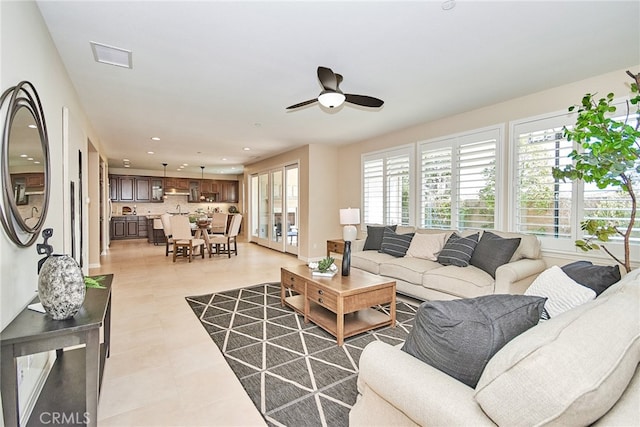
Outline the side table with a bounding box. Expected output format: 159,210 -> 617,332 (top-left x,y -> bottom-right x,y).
0,274 -> 113,427
326,239 -> 345,257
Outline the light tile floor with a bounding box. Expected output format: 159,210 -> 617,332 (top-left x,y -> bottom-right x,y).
91,238 -> 302,426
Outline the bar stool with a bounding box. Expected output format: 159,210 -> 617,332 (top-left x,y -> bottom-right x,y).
152,218 -> 164,246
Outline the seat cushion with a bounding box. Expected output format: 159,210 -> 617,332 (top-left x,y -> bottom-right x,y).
402,294 -> 545,388
475,270 -> 640,426
379,257 -> 441,285
423,265 -> 495,299
351,250 -> 396,275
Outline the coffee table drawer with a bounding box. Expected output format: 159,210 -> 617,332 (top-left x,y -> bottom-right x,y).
307,282 -> 337,311
281,270 -> 305,294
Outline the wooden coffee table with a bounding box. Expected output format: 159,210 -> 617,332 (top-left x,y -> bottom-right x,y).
281,265 -> 396,345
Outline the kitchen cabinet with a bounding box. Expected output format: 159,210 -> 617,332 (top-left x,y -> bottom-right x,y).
110,216 -> 147,240
164,177 -> 189,191
25,173 -> 45,188
109,175 -> 152,202
151,178 -> 164,202
200,179 -> 218,194
219,180 -> 239,203
188,180 -> 200,203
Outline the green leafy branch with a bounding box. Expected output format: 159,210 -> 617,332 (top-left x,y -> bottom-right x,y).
84,275 -> 106,289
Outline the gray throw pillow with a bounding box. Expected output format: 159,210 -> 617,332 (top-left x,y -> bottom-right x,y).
561,261 -> 621,296
470,231 -> 521,278
437,232 -> 480,267
363,225 -> 396,251
401,294 -> 546,388
379,228 -> 414,257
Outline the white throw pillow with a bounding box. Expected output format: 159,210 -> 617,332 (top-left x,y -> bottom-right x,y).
405,232 -> 447,261
525,265 -> 596,318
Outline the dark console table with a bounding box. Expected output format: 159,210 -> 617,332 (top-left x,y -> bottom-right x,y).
0,274 -> 112,427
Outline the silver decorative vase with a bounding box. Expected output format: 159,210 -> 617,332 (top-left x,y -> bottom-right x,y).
38,255 -> 85,320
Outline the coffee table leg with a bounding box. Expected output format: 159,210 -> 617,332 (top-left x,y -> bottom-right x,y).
391,291 -> 396,327
337,299 -> 344,346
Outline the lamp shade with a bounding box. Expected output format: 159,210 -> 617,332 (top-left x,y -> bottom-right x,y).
340,208 -> 360,225
340,208 -> 360,241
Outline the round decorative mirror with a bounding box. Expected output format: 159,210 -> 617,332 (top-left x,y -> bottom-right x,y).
0,81 -> 50,247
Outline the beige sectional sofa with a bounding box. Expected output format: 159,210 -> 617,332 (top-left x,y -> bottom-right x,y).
350,267 -> 640,426
351,227 -> 547,301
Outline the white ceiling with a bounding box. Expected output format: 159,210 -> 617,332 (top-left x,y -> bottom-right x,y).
36,1 -> 640,176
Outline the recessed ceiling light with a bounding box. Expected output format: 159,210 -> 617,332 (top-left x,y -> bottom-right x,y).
20,154 -> 27,158
28,124 -> 37,129
182,163 -> 188,166
123,158 -> 130,162
151,137 -> 160,141
221,158 -> 227,161
124,164 -> 130,168
147,151 -> 154,155
243,147 -> 250,151
34,161 -> 40,164
90,41 -> 132,69
27,157 -> 33,161
441,0 -> 456,10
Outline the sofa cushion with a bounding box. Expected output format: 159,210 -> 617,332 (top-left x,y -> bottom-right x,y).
470,231 -> 521,278
363,225 -> 396,251
401,295 -> 545,388
379,257 -> 442,285
406,232 -> 447,261
437,232 -> 480,267
525,265 -> 596,318
561,260 -> 621,296
379,228 -> 414,257
351,250 -> 396,275
423,265 -> 495,298
489,230 -> 541,261
475,269 -> 640,426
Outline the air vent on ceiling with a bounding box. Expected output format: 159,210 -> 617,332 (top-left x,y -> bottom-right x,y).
90,41 -> 132,69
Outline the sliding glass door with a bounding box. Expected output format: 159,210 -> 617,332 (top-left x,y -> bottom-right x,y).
250,163 -> 298,254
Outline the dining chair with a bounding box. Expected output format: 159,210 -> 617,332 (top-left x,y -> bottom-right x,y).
170,215 -> 205,262
160,213 -> 174,256
210,212 -> 228,234
208,214 -> 242,258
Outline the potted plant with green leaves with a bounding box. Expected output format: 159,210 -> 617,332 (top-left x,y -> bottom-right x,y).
552,70 -> 640,273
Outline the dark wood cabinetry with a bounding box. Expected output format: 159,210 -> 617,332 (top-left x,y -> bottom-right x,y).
110,216 -> 147,240
109,174 -> 238,204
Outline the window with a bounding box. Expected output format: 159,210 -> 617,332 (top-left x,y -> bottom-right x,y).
419,127 -> 500,230
362,146 -> 413,226
512,106 -> 639,253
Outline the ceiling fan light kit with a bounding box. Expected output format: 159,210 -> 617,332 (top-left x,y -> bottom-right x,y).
287,66 -> 383,111
318,91 -> 346,109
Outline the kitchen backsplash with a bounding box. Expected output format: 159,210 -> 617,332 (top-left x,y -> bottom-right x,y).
111,194 -> 239,216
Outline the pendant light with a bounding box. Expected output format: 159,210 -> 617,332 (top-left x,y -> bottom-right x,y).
162,163 -> 168,199
200,166 -> 206,201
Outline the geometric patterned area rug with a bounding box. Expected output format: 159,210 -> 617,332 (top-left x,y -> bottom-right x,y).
186,283 -> 417,427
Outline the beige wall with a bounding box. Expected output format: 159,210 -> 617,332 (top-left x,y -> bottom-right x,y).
0,1 -> 103,327
336,66 -> 640,265
244,144 -> 341,260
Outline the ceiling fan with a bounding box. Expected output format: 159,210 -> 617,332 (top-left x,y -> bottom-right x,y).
286,66 -> 384,110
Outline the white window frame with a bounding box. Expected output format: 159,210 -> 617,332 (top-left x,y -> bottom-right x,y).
418,125 -> 504,231
509,101 -> 637,260
361,144 -> 415,228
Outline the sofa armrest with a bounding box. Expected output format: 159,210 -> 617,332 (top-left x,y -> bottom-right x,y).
352,341 -> 495,426
495,258 -> 547,294
352,238 -> 366,252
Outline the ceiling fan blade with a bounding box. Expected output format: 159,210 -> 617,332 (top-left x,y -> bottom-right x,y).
286,98 -> 318,110
345,94 -> 384,108
317,66 -> 337,91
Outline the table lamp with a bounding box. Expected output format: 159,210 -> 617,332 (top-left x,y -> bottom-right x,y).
340,208 -> 360,241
